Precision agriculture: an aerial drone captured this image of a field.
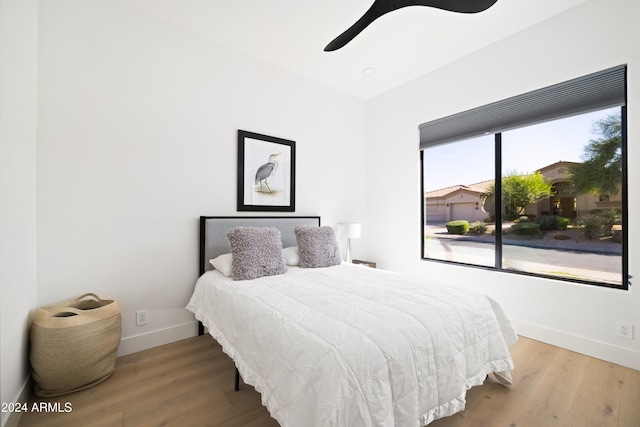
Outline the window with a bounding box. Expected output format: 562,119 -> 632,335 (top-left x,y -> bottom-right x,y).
420,66 -> 628,289
423,135 -> 495,267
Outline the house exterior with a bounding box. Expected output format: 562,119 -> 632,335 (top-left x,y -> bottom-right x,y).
525,161 -> 623,219
425,161 -> 622,223
425,179 -> 493,223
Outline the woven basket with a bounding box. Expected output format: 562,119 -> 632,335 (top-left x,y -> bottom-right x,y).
30,293 -> 121,397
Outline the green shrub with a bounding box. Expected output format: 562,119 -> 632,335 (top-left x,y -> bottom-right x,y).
612,229 -> 623,244
468,221 -> 487,235
537,215 -> 557,230
590,209 -> 620,234
446,220 -> 469,235
580,216 -> 606,240
510,222 -> 540,235
613,209 -> 623,224
537,215 -> 570,231
556,217 -> 570,230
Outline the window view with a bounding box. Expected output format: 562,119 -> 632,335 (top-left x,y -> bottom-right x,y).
423,135 -> 495,267
422,107 -> 626,287
500,109 -> 622,284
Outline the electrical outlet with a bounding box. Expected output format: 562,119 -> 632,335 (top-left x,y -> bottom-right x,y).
617,321 -> 633,340
136,310 -> 148,326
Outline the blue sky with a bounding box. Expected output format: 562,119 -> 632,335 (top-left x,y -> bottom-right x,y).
423,107 -> 619,191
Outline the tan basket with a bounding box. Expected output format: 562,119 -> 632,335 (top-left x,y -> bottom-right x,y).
30,293 -> 122,397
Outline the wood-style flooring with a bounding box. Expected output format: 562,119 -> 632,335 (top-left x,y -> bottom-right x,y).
18,335 -> 640,427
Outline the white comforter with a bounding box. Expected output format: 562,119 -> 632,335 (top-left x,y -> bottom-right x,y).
187,263 -> 517,427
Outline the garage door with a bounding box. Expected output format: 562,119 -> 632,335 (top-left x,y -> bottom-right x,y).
451,202 -> 475,222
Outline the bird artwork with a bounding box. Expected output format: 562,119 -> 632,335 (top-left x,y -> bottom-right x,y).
255,153 -> 281,194
324,0 -> 498,51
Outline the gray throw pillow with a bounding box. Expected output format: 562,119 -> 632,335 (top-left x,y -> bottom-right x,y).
294,226 -> 342,268
227,227 -> 287,280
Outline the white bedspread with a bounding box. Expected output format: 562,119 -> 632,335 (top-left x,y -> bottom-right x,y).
187,263 -> 517,427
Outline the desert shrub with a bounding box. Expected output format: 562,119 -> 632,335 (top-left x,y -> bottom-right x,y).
613,209 -> 623,224
537,215 -> 570,231
556,217 -> 570,230
468,221 -> 487,235
510,222 -> 540,235
612,229 -> 623,244
537,215 -> 558,230
590,209 -> 620,234
579,216 -> 606,240
446,220 -> 469,235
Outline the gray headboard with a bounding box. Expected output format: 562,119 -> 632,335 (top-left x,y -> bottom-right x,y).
199,216 -> 321,275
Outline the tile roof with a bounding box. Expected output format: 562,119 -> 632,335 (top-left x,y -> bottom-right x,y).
425,161 -> 576,199
425,179 -> 494,198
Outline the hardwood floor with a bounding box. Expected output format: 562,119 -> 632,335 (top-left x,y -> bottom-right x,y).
18,335 -> 640,427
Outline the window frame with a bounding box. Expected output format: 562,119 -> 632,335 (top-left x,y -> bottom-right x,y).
419,69 -> 628,290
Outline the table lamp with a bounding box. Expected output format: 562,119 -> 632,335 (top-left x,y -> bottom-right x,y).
337,222 -> 361,263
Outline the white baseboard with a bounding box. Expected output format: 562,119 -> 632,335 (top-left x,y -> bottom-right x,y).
2,376 -> 32,427
512,319 -> 640,371
117,321 -> 199,357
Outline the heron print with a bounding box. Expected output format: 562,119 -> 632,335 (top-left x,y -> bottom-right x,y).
239,132 -> 294,210
255,152 -> 281,194
238,130 -> 295,211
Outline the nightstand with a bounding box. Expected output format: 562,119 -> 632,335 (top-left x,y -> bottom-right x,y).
352,259 -> 376,268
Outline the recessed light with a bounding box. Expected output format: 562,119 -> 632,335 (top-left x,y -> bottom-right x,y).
362,67 -> 376,76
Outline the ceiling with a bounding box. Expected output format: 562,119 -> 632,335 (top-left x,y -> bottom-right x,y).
120,0 -> 589,100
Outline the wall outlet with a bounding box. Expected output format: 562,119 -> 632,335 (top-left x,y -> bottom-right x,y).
136,310 -> 148,326
617,321 -> 633,340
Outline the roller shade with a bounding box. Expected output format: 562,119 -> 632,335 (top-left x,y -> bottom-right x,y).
419,65 -> 626,149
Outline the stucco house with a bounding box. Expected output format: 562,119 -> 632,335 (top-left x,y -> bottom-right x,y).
425,161 -> 622,223
425,179 -> 493,223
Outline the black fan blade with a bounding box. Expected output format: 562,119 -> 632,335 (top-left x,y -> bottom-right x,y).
418,0 -> 499,14
324,3 -> 391,52
324,0 -> 498,52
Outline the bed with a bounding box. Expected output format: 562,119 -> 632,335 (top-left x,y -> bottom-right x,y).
187,216 -> 517,426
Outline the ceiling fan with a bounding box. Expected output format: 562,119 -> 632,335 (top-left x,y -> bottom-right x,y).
324,0 -> 499,52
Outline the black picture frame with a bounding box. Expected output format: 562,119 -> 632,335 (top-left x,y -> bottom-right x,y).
237,130 -> 296,212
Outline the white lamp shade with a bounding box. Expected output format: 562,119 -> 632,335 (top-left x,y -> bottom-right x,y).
337,222 -> 361,239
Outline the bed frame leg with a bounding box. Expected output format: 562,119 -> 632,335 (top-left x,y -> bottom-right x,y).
234,367 -> 240,391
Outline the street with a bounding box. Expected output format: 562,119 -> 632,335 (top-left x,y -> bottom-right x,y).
424,238 -> 622,285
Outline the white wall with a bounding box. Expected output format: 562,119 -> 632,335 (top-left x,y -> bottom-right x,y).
0,0 -> 38,425
36,0 -> 367,355
365,0 -> 640,369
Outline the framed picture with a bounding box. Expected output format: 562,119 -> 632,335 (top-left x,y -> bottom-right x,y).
237,130 -> 296,212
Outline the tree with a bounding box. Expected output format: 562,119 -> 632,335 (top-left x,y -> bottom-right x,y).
485,171 -> 555,216
567,112 -> 622,197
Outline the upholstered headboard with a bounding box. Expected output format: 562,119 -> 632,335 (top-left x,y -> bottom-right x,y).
199,216 -> 321,275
